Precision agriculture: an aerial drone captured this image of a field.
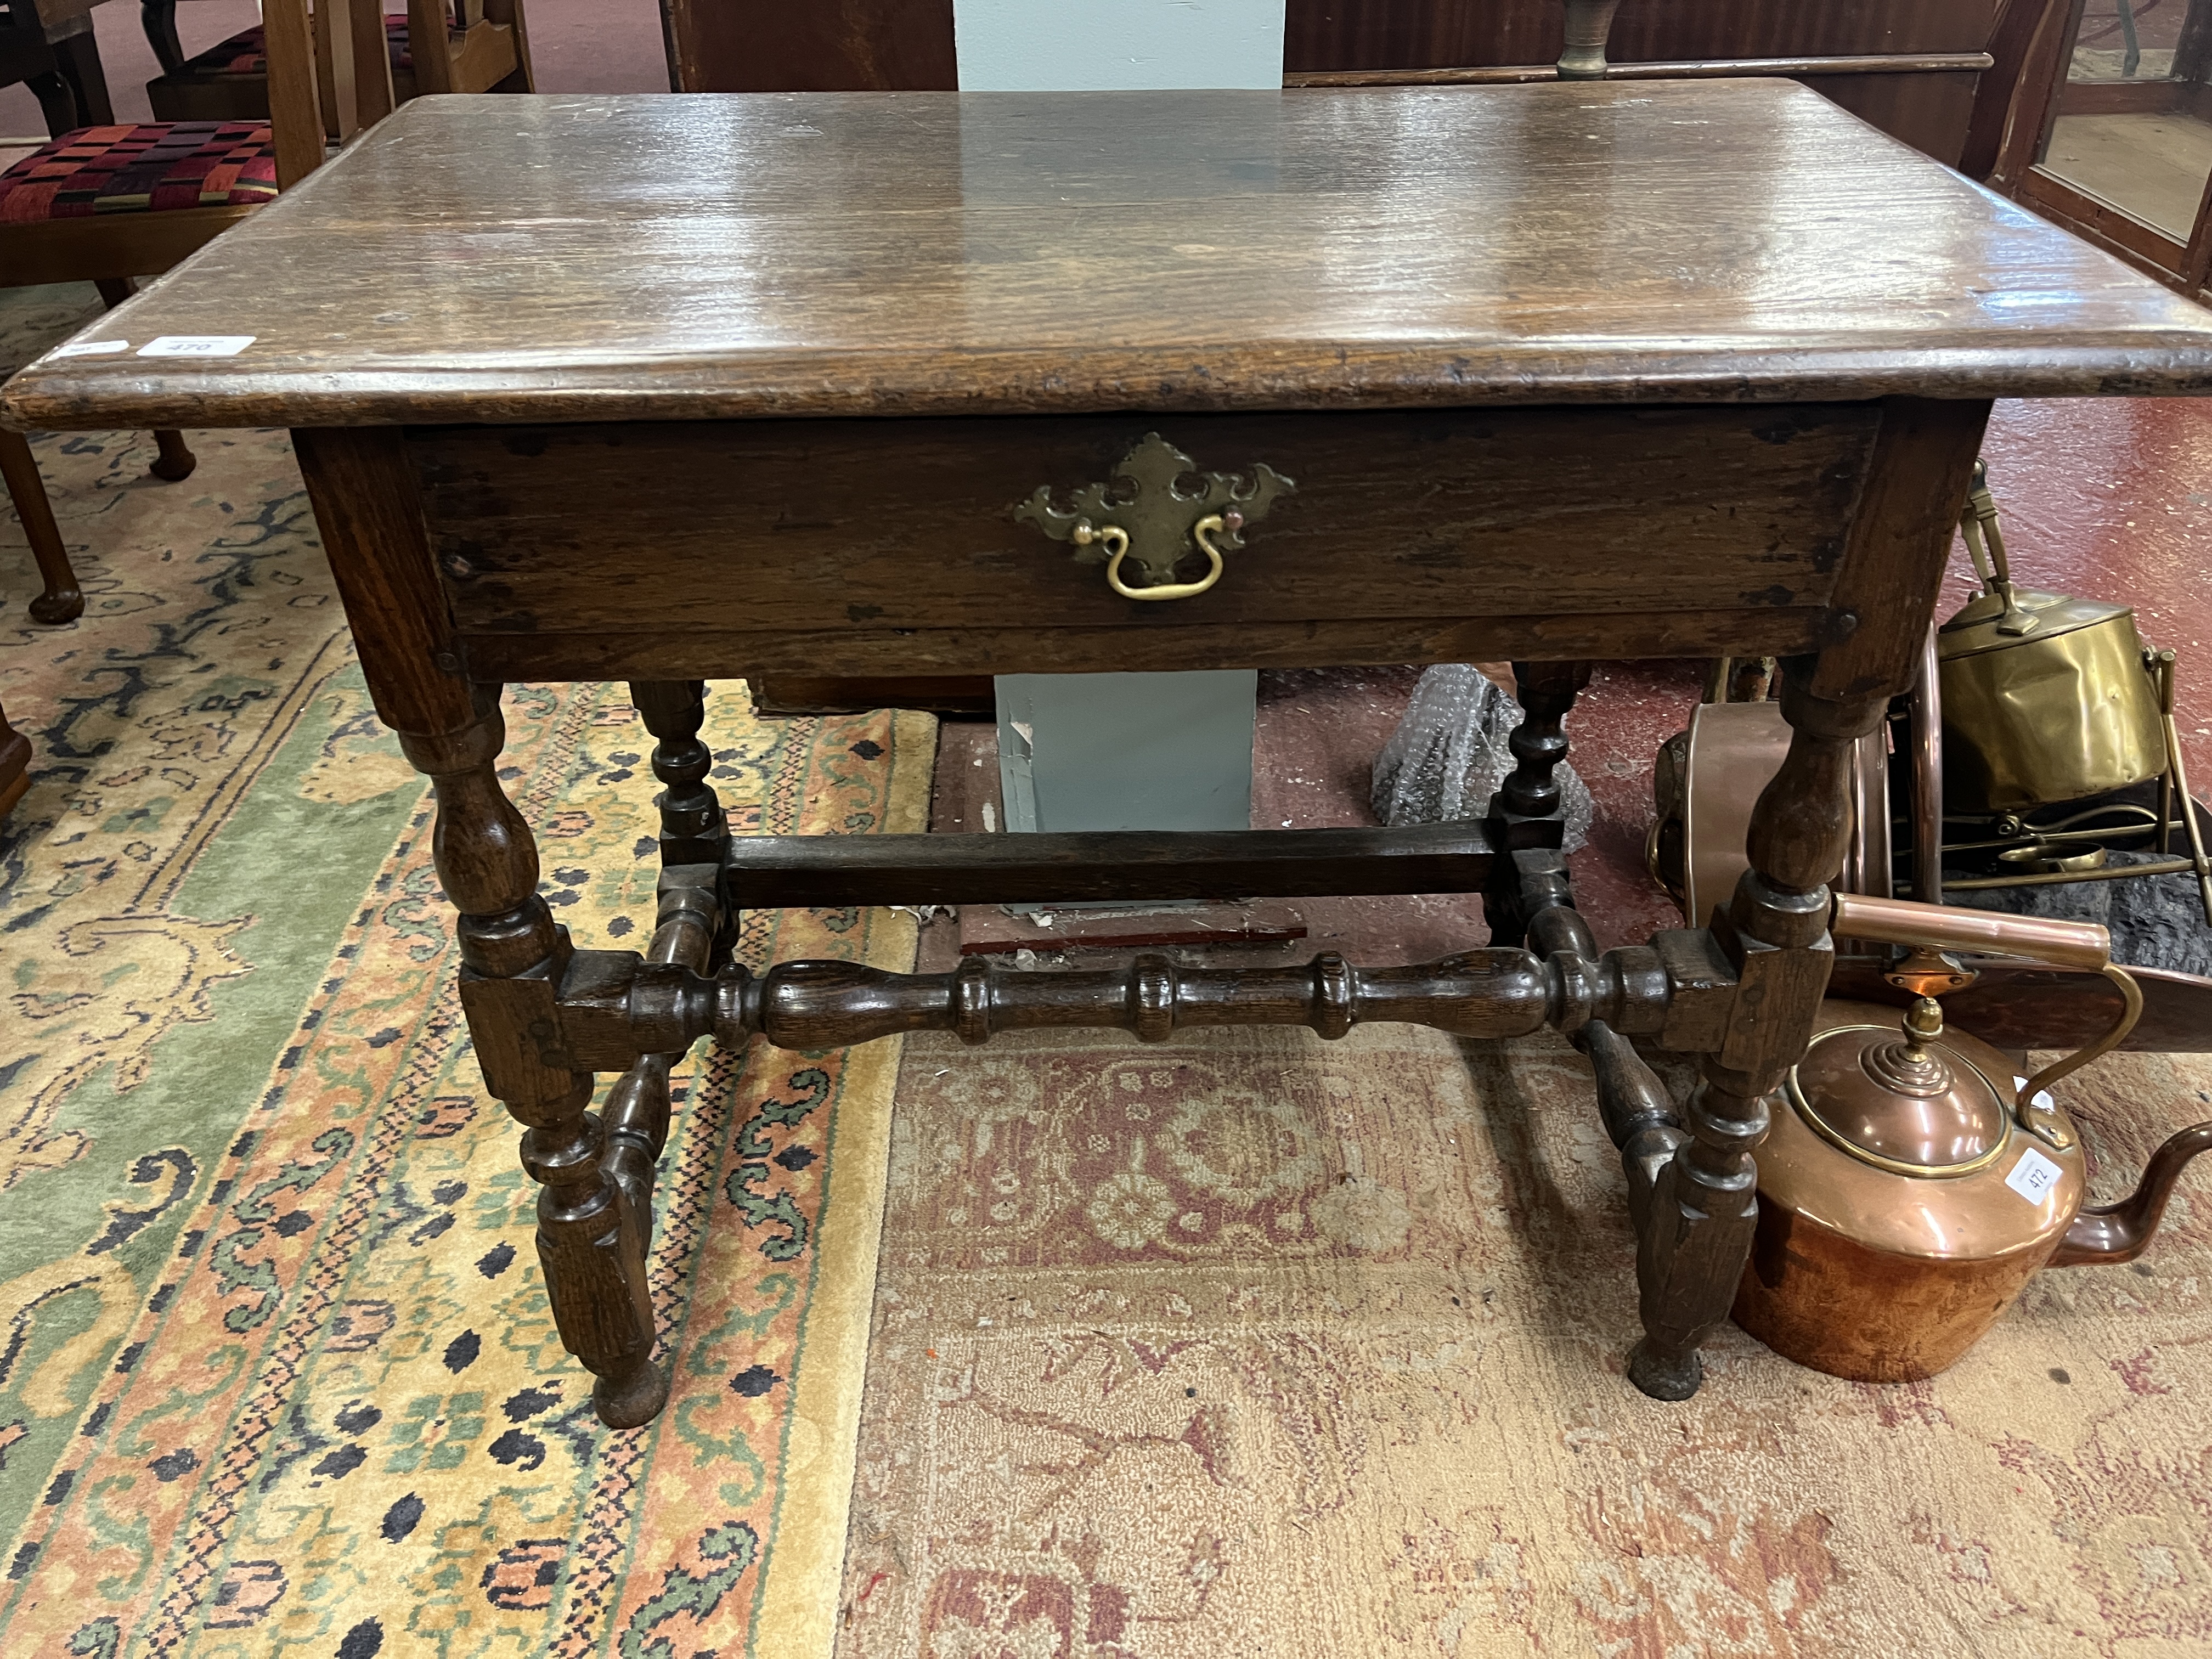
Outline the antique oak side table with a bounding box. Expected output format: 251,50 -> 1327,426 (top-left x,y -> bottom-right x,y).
13,84 -> 2212,1429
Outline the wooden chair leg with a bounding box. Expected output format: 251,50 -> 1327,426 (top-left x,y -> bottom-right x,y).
142,0 -> 187,74
25,69 -> 80,138
150,430 -> 196,482
1,430 -> 84,625
0,696 -> 32,820
94,283 -> 199,484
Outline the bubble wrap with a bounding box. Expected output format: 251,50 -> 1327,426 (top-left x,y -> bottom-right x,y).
1370,664 -> 1592,853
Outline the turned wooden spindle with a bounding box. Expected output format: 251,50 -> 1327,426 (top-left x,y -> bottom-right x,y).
601,864 -> 723,1229
602,681 -> 733,1241
630,679 -> 729,869
399,687 -> 665,1427
554,933 -> 1726,1073
1486,659 -> 1594,950
1628,669 -> 1880,1400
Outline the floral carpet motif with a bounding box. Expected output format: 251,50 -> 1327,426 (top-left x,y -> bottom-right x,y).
4,283 -> 933,1658
839,1025 -> 2212,1658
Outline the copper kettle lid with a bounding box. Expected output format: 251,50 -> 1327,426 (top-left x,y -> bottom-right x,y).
1789,998 -> 2013,1176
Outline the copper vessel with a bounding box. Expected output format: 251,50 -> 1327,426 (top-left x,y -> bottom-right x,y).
1651,698 -> 1889,927
1733,926 -> 2212,1383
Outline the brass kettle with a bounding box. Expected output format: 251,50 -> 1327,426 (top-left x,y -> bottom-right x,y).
1938,460 -> 2167,814
1733,923 -> 2212,1384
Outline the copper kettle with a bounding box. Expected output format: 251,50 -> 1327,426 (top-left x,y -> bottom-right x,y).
1733,902 -> 2212,1384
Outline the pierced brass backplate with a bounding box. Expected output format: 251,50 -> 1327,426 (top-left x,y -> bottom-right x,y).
1013,433 -> 1295,600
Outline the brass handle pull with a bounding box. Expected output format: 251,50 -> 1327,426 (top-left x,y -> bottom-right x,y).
1013,433 -> 1294,600
1080,514 -> 1229,602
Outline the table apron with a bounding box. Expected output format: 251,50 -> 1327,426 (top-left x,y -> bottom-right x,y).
408,403 -> 1879,680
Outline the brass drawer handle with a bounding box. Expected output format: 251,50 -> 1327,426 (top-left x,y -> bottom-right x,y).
1081,514 -> 1229,601
1014,432 -> 1293,601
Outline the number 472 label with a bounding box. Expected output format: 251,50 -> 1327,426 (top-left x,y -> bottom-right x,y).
2006,1146 -> 2064,1203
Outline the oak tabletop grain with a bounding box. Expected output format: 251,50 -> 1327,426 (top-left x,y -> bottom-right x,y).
10,80 -> 2212,430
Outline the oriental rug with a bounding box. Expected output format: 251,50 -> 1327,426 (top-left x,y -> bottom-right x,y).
3,281 -> 934,1659
838,1026 -> 2212,1658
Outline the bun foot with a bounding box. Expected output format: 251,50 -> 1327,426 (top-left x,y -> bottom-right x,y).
149,430 -> 197,482
28,586 -> 84,624
1627,1338 -> 1703,1401
593,1356 -> 670,1428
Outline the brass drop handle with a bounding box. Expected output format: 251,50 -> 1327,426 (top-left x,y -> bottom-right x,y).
1076,513 -> 1232,602
1959,458 -> 2035,636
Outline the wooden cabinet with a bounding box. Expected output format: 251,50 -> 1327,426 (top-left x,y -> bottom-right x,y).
1282,1 -> 2004,166
1994,0 -> 2212,302
659,0 -> 2011,167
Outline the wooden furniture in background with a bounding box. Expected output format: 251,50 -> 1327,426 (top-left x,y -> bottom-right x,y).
0,695 -> 29,819
1282,0 -> 2011,168
3,0 -> 115,136
659,0 -> 948,92
657,0 -> 2028,171
0,0 -> 313,622
1,0 -> 523,625
148,0 -> 533,127
13,83 -> 2211,1431
1988,0 -> 2212,302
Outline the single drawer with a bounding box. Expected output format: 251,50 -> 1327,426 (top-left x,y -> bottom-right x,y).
414,404 -> 1878,680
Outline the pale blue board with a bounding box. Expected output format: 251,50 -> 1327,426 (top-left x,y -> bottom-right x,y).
955,0 -> 1285,91
996,671 -> 1256,834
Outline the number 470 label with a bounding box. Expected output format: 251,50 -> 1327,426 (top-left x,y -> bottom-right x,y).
2006,1146 -> 2064,1203
137,335 -> 255,358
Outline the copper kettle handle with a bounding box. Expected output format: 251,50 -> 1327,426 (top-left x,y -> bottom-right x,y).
1826,893 -> 2143,1138
1829,893 -> 2111,970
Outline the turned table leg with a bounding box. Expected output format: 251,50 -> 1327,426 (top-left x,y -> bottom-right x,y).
630,678 -> 730,883
398,689 -> 665,1426
1628,670 -> 1886,1397
598,681 -> 732,1242
294,427 -> 665,1428
1486,658 -> 1593,950
1626,395 -> 1990,1398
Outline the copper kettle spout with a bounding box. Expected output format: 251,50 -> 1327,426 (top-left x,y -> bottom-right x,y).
2049,1120 -> 2212,1266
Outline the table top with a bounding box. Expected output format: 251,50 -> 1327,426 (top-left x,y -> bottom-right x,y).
11,81 -> 2212,431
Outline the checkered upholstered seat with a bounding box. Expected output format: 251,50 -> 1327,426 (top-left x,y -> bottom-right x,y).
167,15 -> 428,77
0,123 -> 279,223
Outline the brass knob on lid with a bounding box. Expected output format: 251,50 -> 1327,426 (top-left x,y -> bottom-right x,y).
1861,996 -> 1954,1098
